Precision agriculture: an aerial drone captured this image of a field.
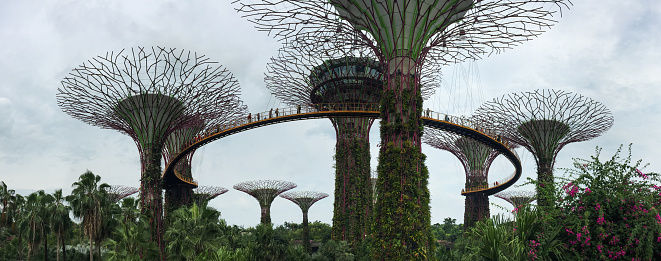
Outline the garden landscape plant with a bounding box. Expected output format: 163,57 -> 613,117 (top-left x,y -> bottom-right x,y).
554,145 -> 661,260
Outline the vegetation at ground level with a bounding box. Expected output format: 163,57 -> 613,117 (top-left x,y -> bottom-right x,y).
1,145 -> 659,260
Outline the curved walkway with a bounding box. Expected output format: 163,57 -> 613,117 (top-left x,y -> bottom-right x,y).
161,103 -> 521,196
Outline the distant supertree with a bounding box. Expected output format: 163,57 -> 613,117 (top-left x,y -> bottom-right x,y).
495,190 -> 536,211
235,1 -> 571,257
267,36 -> 440,244
233,180 -> 297,224
107,185 -> 139,203
57,46 -> 246,254
423,126 -> 510,228
193,186 -> 229,206
474,89 -> 613,206
280,191 -> 329,253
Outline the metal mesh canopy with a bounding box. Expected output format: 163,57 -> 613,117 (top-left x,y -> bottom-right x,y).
234,0 -> 570,66
265,30 -> 442,105
495,190 -> 536,208
57,46 -> 248,153
107,185 -> 139,203
424,127 -> 505,184
233,180 -> 298,207
194,186 -> 229,201
473,89 -> 614,168
280,191 -> 329,212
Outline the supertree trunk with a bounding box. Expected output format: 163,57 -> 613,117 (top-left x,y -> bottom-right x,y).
332,117 -> 373,245
464,195 -> 490,229
373,66 -> 432,259
140,143 -> 165,255
302,210 -> 310,253
164,162 -> 194,215
260,205 -> 271,224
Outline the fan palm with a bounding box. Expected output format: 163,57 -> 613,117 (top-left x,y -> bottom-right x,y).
17,190 -> 54,260
51,189 -> 72,261
67,170 -> 111,261
0,181 -> 15,228
164,202 -> 227,260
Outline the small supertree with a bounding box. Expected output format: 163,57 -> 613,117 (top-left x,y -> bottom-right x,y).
474,89 -> 613,206
193,186 -> 229,206
423,126 -> 507,228
266,35 -> 441,245
234,1 -> 571,258
279,191 -> 329,253
233,180 -> 297,224
107,185 -> 139,203
57,46 -> 246,255
494,190 -> 536,211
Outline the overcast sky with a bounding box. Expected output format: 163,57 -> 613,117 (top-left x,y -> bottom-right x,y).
0,0 -> 659,228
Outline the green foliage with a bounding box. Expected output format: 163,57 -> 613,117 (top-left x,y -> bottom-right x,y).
165,202 -> 227,260
372,74 -> 432,260
332,134 -> 371,248
105,215 -> 158,260
551,145 -> 661,260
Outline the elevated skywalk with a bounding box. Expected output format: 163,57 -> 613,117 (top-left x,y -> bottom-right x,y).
161,103 -> 521,196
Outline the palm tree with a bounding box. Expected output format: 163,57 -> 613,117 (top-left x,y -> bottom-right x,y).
0,181 -> 16,228
67,170 -> 111,261
51,189 -> 72,261
105,215 -> 157,260
17,190 -> 54,260
164,202 -> 227,260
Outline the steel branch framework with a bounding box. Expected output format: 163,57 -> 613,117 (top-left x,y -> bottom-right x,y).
423,124 -> 509,228
107,185 -> 139,203
474,89 -> 613,206
193,186 -> 229,205
280,191 -> 329,253
494,190 -> 536,210
57,46 -> 247,256
234,1 -> 570,257
233,180 -> 297,224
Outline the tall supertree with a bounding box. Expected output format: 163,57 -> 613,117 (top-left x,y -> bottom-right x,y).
193,186 -> 229,206
266,36 -> 441,245
424,126 -> 509,228
233,180 -> 297,224
107,185 -> 139,203
495,190 -> 536,211
474,89 -> 613,206
279,191 -> 329,253
234,1 -> 571,258
57,46 -> 247,256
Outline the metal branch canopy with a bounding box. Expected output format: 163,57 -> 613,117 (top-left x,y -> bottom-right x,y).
233,180 -> 297,224
57,46 -> 247,256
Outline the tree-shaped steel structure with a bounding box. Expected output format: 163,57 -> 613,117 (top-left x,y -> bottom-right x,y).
233,180 -> 297,224
193,186 -> 229,206
163,103 -> 246,214
266,36 -> 441,244
474,89 -> 613,206
424,126 -> 508,228
107,185 -> 139,203
234,1 -> 571,258
494,190 -> 536,211
57,46 -> 246,256
280,191 -> 329,253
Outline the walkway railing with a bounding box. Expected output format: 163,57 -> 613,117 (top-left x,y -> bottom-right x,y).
163,103 -> 522,196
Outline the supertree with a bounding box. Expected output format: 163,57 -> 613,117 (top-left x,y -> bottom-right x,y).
265,34 -> 441,244
494,190 -> 536,211
57,46 -> 247,256
162,101 -> 246,215
474,89 -> 613,206
233,180 -> 297,224
423,126 -> 510,228
107,185 -> 139,203
279,191 -> 329,253
234,1 -> 571,258
193,186 -> 229,206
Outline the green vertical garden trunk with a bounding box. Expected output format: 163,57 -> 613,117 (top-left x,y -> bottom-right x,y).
331,117 -> 372,247
372,70 -> 432,260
